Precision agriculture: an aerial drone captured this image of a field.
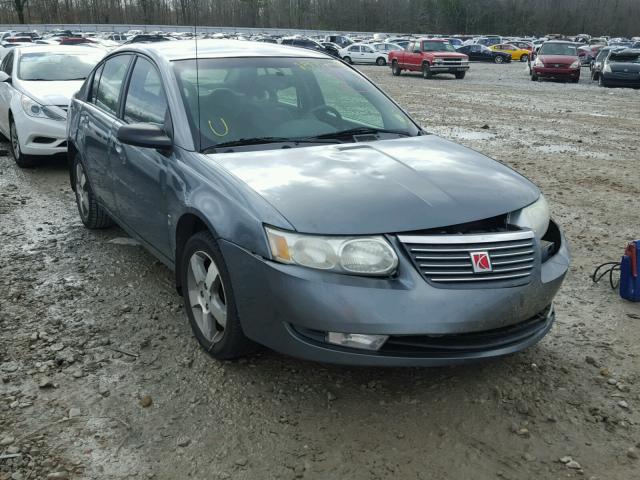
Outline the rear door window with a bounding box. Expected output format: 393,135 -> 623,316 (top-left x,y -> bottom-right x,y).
94,55 -> 131,116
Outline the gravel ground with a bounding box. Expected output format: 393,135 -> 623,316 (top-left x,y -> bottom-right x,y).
1,62 -> 639,480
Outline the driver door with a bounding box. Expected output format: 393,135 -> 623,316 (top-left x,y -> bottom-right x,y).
111,55 -> 173,260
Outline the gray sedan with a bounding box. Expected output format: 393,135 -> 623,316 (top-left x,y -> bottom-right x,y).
67,40 -> 570,366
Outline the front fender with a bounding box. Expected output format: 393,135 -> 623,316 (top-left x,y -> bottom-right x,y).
166,148 -> 295,262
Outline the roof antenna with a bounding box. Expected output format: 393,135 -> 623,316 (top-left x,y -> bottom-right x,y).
194,6 -> 201,152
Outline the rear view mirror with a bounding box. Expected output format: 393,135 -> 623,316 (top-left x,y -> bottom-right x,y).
117,123 -> 172,150
0,71 -> 11,83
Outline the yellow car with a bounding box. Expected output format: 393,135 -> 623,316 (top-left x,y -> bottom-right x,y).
490,44 -> 532,62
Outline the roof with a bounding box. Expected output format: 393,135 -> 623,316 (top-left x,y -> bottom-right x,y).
116,39 -> 328,61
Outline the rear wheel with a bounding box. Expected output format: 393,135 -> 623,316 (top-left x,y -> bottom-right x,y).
73,155 -> 114,229
9,118 -> 36,168
494,55 -> 504,64
181,230 -> 256,360
343,56 -> 352,64
391,60 -> 401,76
376,57 -> 386,66
455,71 -> 466,79
422,63 -> 433,79
520,54 -> 529,63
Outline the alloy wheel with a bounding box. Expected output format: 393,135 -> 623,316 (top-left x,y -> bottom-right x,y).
187,250 -> 227,344
75,162 -> 90,221
495,55 -> 504,64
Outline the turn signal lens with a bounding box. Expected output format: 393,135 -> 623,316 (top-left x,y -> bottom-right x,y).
326,332 -> 389,351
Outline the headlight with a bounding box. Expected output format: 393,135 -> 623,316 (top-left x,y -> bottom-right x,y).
534,58 -> 544,67
21,95 -> 66,121
509,194 -> 550,239
570,60 -> 580,68
434,58 -> 444,63
603,64 -> 612,73
265,227 -> 398,276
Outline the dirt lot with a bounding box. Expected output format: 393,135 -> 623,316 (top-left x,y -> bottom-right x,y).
1,61 -> 639,480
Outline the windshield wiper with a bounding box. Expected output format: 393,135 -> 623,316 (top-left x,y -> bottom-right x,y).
309,127 -> 414,140
202,136 -> 339,153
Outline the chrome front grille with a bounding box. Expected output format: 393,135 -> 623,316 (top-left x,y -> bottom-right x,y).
398,230 -> 536,286
438,58 -> 465,65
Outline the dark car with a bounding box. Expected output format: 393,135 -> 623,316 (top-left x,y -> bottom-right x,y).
599,49 -> 640,88
320,42 -> 341,58
124,34 -> 170,44
457,44 -> 511,63
531,41 -> 580,82
590,46 -> 624,80
66,40 -> 569,366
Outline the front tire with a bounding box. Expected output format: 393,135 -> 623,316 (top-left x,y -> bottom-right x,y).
455,71 -> 466,79
73,155 -> 114,229
391,60 -> 401,76
376,57 -> 386,66
599,75 -> 608,88
181,231 -> 256,360
494,55 -> 504,64
9,118 -> 36,168
531,73 -> 538,81
422,63 -> 433,79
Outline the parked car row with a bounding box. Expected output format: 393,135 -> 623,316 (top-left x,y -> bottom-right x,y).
0,39 -> 570,366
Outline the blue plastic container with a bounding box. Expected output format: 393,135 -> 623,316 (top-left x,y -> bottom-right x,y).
620,240 -> 639,302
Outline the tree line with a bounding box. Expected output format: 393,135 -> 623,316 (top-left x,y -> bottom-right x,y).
1,0 -> 639,37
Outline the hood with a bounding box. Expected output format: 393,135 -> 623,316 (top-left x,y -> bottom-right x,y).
433,52 -> 468,59
18,80 -> 83,106
539,54 -> 578,64
209,136 -> 539,235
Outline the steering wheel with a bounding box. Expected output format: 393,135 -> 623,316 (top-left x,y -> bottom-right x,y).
307,105 -> 343,127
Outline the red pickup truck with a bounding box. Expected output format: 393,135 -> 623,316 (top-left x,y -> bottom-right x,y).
389,38 -> 470,79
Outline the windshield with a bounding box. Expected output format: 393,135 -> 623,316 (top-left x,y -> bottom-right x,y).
18,52 -> 103,81
539,43 -> 577,56
422,41 -> 456,52
173,57 -> 418,151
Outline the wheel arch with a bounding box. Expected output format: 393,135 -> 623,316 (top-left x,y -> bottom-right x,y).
174,210 -> 220,295
68,141 -> 79,191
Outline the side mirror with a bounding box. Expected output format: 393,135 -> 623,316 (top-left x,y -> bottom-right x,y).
413,49 -> 421,54
117,123 -> 172,150
0,71 -> 11,83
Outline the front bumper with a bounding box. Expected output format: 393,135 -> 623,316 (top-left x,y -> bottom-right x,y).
14,111 -> 67,156
430,64 -> 470,73
220,228 -> 570,366
533,67 -> 580,80
601,73 -> 640,87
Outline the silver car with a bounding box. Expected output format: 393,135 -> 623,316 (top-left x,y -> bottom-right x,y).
67,40 -> 570,366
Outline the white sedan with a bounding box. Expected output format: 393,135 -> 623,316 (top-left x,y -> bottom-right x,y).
339,43 -> 390,66
371,42 -> 404,54
0,45 -> 105,167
